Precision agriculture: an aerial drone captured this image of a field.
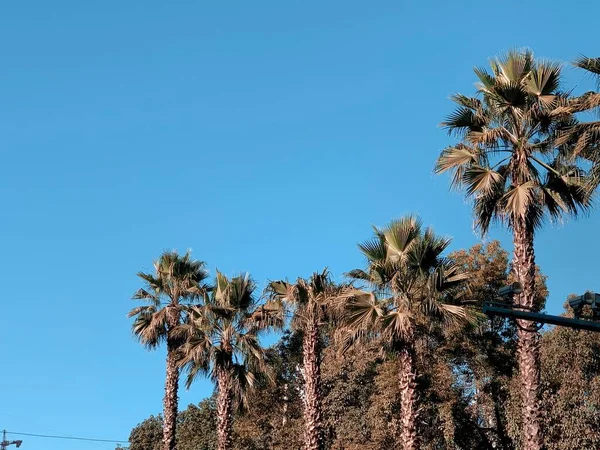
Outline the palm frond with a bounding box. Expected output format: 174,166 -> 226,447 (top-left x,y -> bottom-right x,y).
442,107 -> 484,135
384,216 -> 422,261
496,49 -> 533,83
345,268 -> 372,282
450,93 -> 482,110
474,66 -> 495,90
437,303 -> 476,325
131,307 -> 168,348
246,300 -> 285,330
526,60 -> 561,96
358,236 -> 387,264
132,288 -> 160,305
336,290 -> 384,331
235,333 -> 264,362
468,127 -> 514,147
470,166 -> 508,235
381,310 -> 413,342
463,166 -> 504,197
501,181 -> 536,219
574,55 -> 600,88
435,145 -> 479,172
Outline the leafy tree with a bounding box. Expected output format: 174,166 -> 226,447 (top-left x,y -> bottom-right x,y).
129,415 -> 162,450
435,50 -> 595,450
338,215 -> 473,450
266,269 -> 349,450
128,399 -> 218,450
232,331 -> 305,450
177,399 -> 218,450
321,341 -> 381,450
536,305 -> 600,450
177,272 -> 282,450
128,251 -> 210,450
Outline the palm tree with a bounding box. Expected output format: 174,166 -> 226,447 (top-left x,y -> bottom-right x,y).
435,50 -> 595,450
128,251 -> 211,450
338,216 -> 471,450
566,56 -> 600,187
266,269 -> 347,450
177,271 -> 283,450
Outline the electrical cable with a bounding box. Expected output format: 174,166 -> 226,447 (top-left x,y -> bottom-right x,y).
6,431 -> 128,444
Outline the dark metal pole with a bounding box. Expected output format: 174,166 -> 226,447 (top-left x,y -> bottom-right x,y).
483,303 -> 600,332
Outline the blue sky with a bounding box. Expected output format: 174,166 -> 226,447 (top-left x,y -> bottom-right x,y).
1,1 -> 599,449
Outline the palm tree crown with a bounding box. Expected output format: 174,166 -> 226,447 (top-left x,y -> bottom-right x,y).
342,216 -> 471,348
129,250 -> 211,346
178,271 -> 282,392
435,50 -> 594,234
266,269 -> 345,333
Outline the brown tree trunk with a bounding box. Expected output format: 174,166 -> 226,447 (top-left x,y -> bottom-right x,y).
216,368 -> 234,450
163,345 -> 179,450
163,306 -> 181,450
512,215 -> 542,450
303,319 -> 324,450
398,342 -> 418,450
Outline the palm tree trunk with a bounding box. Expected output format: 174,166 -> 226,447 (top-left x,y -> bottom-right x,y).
216,368 -> 234,450
398,342 -> 418,450
303,319 -> 324,450
163,303 -> 182,450
163,341 -> 179,450
512,216 -> 542,450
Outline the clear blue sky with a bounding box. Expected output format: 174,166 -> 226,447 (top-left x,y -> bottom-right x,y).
1,1 -> 599,449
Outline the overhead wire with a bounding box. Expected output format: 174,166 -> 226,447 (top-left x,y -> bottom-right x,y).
6,431 -> 128,444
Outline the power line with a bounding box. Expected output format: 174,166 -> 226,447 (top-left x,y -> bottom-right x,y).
6,431 -> 128,444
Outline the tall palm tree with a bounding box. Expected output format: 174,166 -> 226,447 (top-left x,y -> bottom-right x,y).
128,251 -> 211,450
338,216 -> 471,450
177,271 -> 283,450
266,269 -> 347,450
435,50 -> 595,450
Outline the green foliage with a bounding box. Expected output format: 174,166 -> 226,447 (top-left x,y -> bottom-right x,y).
177,399 -> 218,450
129,415 -> 163,450
127,241 -> 591,450
129,400 -> 218,450
536,323 -> 600,449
